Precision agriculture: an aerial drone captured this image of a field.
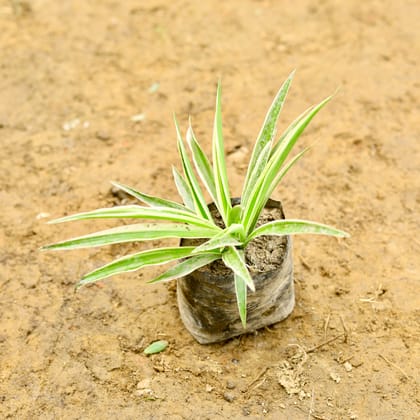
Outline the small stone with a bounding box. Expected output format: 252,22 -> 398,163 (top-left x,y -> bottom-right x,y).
135,388 -> 153,397
36,212 -> 50,220
344,361 -> 353,372
62,118 -> 80,131
330,372 -> 341,383
96,131 -> 111,141
205,384 -> 213,393
226,380 -> 236,390
148,82 -> 160,93
131,113 -> 146,122
223,392 -> 235,402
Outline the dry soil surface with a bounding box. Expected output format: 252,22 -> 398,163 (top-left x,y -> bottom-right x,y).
0,1 -> 419,419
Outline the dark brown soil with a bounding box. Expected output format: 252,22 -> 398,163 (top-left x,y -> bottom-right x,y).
1,1 -> 419,419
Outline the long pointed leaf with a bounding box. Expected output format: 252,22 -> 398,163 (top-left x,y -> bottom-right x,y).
174,115 -> 212,220
234,274 -> 247,328
48,205 -> 216,229
222,247 -> 255,292
247,219 -> 350,243
243,95 -> 333,234
186,122 -> 217,204
242,70 -> 295,199
244,147 -> 310,235
148,253 -> 221,283
241,139 -> 273,208
110,181 -> 188,212
42,223 -> 219,251
77,246 -> 196,288
212,81 -> 231,224
172,166 -> 195,211
270,105 -> 314,157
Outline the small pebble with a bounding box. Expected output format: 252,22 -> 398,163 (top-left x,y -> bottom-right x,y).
226,381 -> 236,390
344,361 -> 353,372
223,392 -> 235,402
330,372 -> 341,383
131,113 -> 146,122
96,130 -> 111,141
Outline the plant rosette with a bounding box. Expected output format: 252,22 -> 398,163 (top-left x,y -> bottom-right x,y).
43,71 -> 349,344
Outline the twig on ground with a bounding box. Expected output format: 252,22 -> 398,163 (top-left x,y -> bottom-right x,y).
243,366 -> 270,393
339,315 -> 348,343
379,354 -> 409,380
300,256 -> 311,271
306,333 -> 345,354
338,355 -> 354,364
324,313 -> 331,340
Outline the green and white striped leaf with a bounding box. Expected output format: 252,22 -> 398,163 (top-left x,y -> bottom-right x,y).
186,122 -> 217,203
192,224 -> 245,254
174,115 -> 212,220
247,219 -> 349,243
222,247 -> 255,292
244,147 -> 310,235
110,181 -> 188,212
241,139 -> 273,208
77,246 -> 196,288
270,105 -> 314,157
148,253 -> 221,283
227,204 -> 242,226
234,274 -> 248,328
42,223 -> 219,251
48,205 -> 216,229
243,95 -> 333,234
172,166 -> 195,211
212,81 -> 231,224
242,70 -> 295,201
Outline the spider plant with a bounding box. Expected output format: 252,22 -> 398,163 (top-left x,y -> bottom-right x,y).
43,71 -> 349,327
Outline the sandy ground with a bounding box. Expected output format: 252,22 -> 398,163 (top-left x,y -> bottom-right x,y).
0,0 -> 419,418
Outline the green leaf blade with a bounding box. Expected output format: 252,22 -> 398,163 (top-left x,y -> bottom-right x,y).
172,166 -> 195,211
241,139 -> 273,208
77,246 -> 196,288
222,247 -> 255,292
247,219 -> 350,242
48,205 -> 217,229
42,223 -> 219,251
144,340 -> 168,355
174,115 -> 212,221
192,224 -> 244,254
234,274 -> 248,328
243,95 -> 333,234
110,181 -> 188,212
270,105 -> 314,158
148,253 -> 221,283
186,122 -> 218,203
242,70 -> 295,200
212,81 -> 231,224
